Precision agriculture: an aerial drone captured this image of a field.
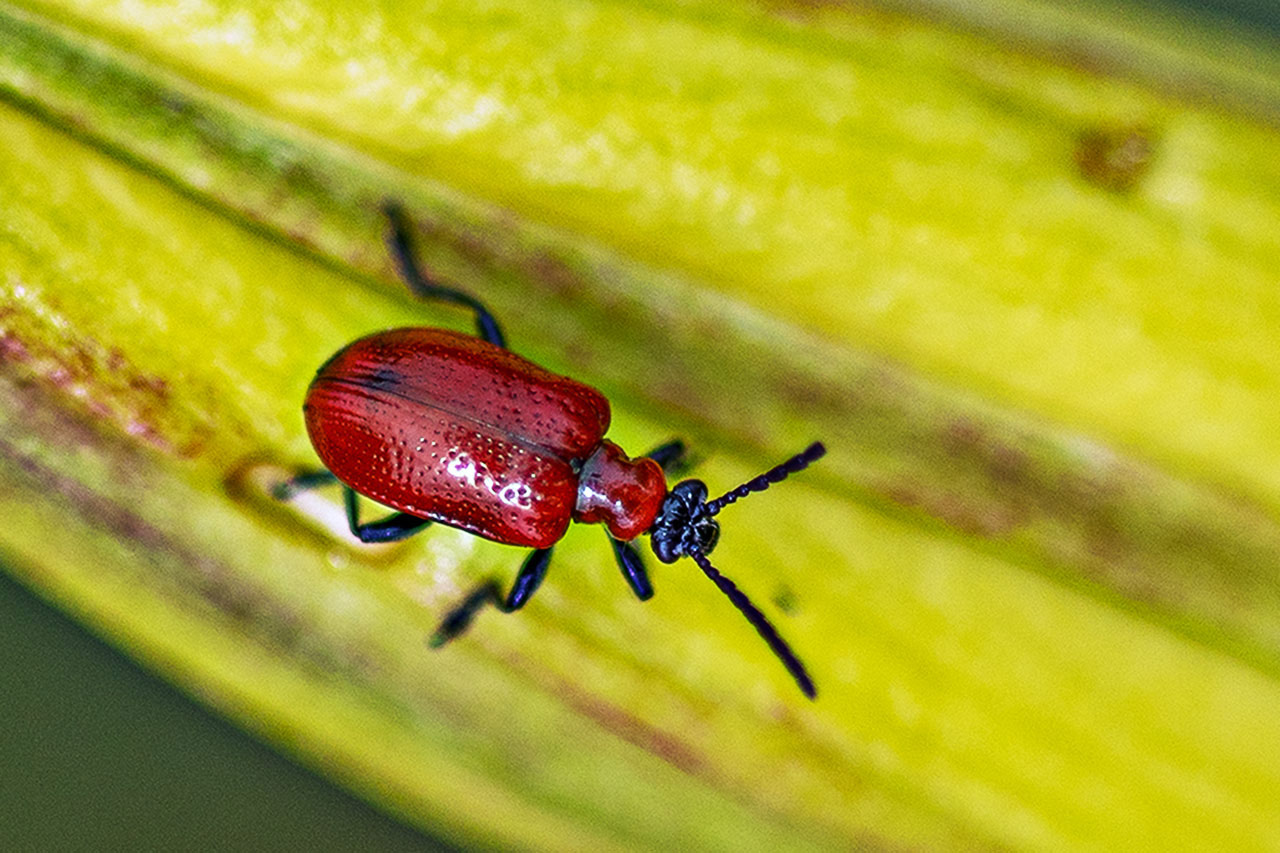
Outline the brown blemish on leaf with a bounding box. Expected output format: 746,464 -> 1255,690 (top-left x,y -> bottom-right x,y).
402,207 -> 592,306
883,481 -> 1025,538
0,381 -> 314,664
529,252 -> 588,301
1075,124 -> 1156,193
942,417 -> 1032,490
773,584 -> 799,615
558,682 -> 709,776
0,307 -> 213,457
0,330 -> 31,361
487,642 -> 710,775
877,406 -> 1280,644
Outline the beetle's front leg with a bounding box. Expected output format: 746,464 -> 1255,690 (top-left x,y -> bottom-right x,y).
645,439 -> 689,474
609,538 -> 654,600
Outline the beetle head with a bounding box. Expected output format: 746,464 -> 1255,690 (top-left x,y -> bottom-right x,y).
650,479 -> 721,563
644,442 -> 827,699
648,441 -> 826,564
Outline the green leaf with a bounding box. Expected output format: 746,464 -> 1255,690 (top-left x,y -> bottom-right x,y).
2,0 -> 1280,849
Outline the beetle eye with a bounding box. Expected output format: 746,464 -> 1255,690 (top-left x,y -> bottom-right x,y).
671,479 -> 708,508
650,533 -> 679,563
695,518 -> 720,555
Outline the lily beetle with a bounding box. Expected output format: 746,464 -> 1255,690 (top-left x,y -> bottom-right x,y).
279,204 -> 826,698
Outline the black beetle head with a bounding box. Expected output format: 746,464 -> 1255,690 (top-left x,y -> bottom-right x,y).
649,479 -> 720,563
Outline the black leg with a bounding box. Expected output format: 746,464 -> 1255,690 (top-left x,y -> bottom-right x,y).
645,439 -> 688,474
343,488 -> 433,544
597,439 -> 689,602
272,469 -> 339,500
600,439 -> 688,601
429,547 -> 554,646
429,581 -> 503,648
505,546 -> 554,610
275,472 -> 433,544
384,202 -> 507,348
609,538 -> 654,600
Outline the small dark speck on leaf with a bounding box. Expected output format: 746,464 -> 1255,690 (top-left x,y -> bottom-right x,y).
773,584 -> 798,615
1075,124 -> 1156,193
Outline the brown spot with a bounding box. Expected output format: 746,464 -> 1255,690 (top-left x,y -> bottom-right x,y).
397,207 -> 592,307
882,481 -> 1025,538
987,441 -> 1030,487
1075,124 -> 1156,193
557,681 -> 708,775
528,253 -> 584,300
0,310 -> 213,457
942,417 -> 983,455
0,378 -> 320,670
773,584 -> 799,615
942,417 -> 1031,489
487,640 -> 709,775
0,332 -> 31,361
772,366 -> 843,415
1080,511 -> 1125,564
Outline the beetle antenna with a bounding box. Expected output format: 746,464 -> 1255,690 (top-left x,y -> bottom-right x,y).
705,442 -> 826,516
689,550 -> 816,699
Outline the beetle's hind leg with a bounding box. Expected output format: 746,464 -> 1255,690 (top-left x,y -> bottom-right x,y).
272,469 -> 339,501
384,202 -> 507,349
342,488 -> 433,544
430,547 -> 554,646
274,474 -> 432,543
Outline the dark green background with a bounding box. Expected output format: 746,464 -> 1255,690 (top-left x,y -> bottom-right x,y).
1,1 -> 1275,849
1168,0 -> 1275,33
0,569 -> 449,852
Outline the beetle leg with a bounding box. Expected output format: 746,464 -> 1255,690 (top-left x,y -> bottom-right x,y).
343,488 -> 433,544
271,469 -> 339,500
429,547 -> 554,646
608,537 -> 655,600
505,547 -> 554,610
600,440 -> 681,601
429,581 -> 502,647
384,202 -> 508,349
644,439 -> 689,474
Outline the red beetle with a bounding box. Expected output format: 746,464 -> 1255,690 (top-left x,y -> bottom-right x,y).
280,204 -> 825,698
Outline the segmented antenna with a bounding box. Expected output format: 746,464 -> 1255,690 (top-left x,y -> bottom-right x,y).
682,442 -> 826,698
705,442 -> 826,516
690,550 -> 817,699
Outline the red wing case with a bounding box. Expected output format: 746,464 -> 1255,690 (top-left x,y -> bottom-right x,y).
304,328 -> 611,548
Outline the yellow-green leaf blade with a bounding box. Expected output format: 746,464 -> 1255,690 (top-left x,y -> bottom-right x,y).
2,0 -> 1280,850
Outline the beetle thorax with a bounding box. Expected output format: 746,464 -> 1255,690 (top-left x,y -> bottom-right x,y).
572,441 -> 666,541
